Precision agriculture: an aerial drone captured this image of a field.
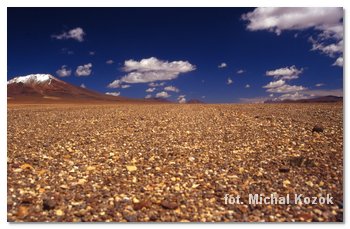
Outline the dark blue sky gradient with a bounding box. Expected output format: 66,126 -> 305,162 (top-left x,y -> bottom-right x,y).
7,8 -> 343,103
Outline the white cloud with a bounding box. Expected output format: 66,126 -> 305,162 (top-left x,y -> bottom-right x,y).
148,82 -> 165,87
145,94 -> 152,99
333,56 -> 343,67
121,84 -> 131,89
263,65 -> 306,95
266,65 -> 303,80
269,94 -> 274,97
146,87 -> 156,93
266,84 -> 306,93
56,65 -> 71,77
310,38 -> 343,58
115,57 -> 195,84
108,80 -> 121,88
106,60 -> 114,64
242,8 -> 343,36
263,79 -> 286,89
315,83 -> 325,87
278,92 -> 310,100
242,8 -> 343,67
80,83 -> 86,88
237,69 -> 245,74
218,63 -> 227,68
164,86 -> 179,93
177,95 -> 187,104
155,91 -> 170,98
227,77 -> 233,85
89,51 -> 95,56
245,84 -> 250,88
75,63 -> 92,76
105,92 -> 120,96
52,27 -> 86,42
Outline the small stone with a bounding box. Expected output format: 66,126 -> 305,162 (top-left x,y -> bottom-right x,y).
283,179 -> 291,187
123,212 -> 138,222
312,125 -> 324,133
55,209 -> 64,216
279,167 -> 290,173
133,200 -> 151,211
126,165 -> 137,172
86,166 -> 96,171
161,199 -> 178,210
17,205 -> 29,218
20,163 -> 34,170
133,197 -> 140,204
43,199 -> 56,211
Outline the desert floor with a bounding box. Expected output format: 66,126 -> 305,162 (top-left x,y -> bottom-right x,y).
7,103 -> 343,222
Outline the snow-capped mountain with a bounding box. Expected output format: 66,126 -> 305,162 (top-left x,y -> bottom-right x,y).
7,74 -> 129,102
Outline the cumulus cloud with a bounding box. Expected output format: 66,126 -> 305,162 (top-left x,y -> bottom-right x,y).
245,84 -> 250,88
80,83 -> 86,88
265,84 -> 306,93
108,80 -> 121,88
56,65 -> 71,77
106,60 -> 114,64
52,27 -> 86,42
177,95 -> 186,103
75,63 -> 92,76
242,8 -> 343,36
105,92 -> 120,96
263,69 -> 306,94
164,86 -> 180,93
266,65 -> 303,80
218,63 -> 227,68
333,56 -> 343,67
121,84 -> 131,89
145,94 -> 152,99
237,69 -> 245,74
146,87 -> 156,93
242,8 -> 343,67
149,82 -> 165,87
227,77 -> 233,85
155,91 -> 170,98
89,51 -> 95,56
263,79 -> 286,89
114,57 -> 195,84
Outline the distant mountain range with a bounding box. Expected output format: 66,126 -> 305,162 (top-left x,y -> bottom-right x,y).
264,95 -> 343,104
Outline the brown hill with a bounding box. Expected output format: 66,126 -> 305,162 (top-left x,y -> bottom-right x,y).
7,74 -> 153,104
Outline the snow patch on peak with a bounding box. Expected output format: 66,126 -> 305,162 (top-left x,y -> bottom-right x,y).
7,74 -> 55,85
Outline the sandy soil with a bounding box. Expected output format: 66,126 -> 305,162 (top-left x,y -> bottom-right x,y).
7,103 -> 343,222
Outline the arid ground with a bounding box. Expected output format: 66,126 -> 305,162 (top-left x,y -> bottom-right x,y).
7,103 -> 343,222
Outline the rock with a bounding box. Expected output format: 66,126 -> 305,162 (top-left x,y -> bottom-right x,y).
20,163 -> 34,170
55,209 -> 64,216
123,212 -> 138,222
43,199 -> 56,211
126,165 -> 137,172
133,200 -> 151,211
312,125 -> 324,133
17,205 -> 29,218
161,199 -> 178,210
278,167 -> 290,173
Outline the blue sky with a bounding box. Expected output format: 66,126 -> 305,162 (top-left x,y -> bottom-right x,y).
7,7 -> 343,103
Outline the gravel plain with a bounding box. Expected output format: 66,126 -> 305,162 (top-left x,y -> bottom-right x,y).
7,103 -> 343,222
